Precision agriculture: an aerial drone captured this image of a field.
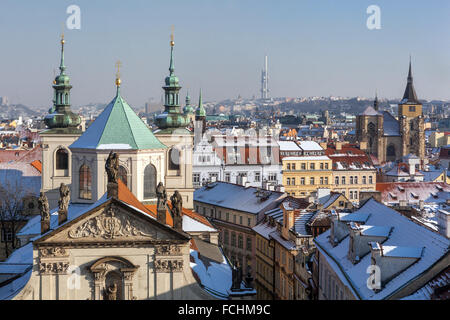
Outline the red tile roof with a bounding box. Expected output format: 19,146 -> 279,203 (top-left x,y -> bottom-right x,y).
325,145 -> 374,170
376,182 -> 450,203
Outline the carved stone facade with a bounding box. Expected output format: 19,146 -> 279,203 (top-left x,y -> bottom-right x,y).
154,259 -> 184,273
16,201 -> 213,300
68,205 -> 155,240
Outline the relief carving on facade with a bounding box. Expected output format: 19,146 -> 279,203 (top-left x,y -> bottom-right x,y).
39,247 -> 69,257
155,244 -> 181,255
39,261 -> 70,275
68,205 -> 155,240
154,259 -> 183,273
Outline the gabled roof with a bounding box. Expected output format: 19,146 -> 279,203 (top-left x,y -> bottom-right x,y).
361,106 -> 382,116
70,91 -> 167,150
314,198 -> 450,300
194,182 -> 285,215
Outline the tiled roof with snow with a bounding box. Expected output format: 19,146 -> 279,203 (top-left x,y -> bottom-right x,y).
376,182 -> 450,204
298,141 -> 323,151
194,182 -> 285,214
361,106 -> 382,116
314,198 -> 450,300
278,141 -> 301,151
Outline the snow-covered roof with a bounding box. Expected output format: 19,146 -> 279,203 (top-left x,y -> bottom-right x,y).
190,248 -> 232,299
278,140 -> 301,151
194,182 -> 285,215
314,198 -> 450,300
298,141 -> 323,151
182,215 -> 216,233
361,106 -> 382,116
318,193 -> 341,209
377,182 -> 450,205
253,221 -> 277,240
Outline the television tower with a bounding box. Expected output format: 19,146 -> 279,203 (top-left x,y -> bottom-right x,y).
261,55 -> 269,100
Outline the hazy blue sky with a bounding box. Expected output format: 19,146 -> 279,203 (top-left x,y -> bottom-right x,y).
1,0 -> 449,108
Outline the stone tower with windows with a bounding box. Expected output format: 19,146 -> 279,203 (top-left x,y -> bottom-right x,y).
154,32 -> 194,209
41,34 -> 82,208
397,59 -> 425,161
356,59 -> 425,165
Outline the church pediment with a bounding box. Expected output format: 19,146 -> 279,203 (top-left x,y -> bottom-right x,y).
35,199 -> 189,245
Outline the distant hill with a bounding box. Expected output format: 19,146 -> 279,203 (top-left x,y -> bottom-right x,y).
0,104 -> 40,120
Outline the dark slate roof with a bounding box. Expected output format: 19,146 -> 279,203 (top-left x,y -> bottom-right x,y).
401,62 -> 421,104
382,111 -> 401,136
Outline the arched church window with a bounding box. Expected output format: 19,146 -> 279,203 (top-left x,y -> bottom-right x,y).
169,148 -> 180,171
368,122 -> 376,136
387,145 -> 396,157
118,165 -> 128,186
65,93 -> 69,105
56,148 -> 69,170
79,165 -> 92,200
143,164 -> 157,199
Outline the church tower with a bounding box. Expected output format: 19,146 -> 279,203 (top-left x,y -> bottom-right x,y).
154,30 -> 194,209
41,33 -> 82,208
194,89 -> 206,135
398,58 -> 425,162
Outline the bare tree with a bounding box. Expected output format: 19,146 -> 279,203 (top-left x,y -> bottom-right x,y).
0,178 -> 32,259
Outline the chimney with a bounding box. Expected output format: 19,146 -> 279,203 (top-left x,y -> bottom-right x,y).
282,207 -> 295,240
329,211 -> 349,247
437,209 -> 450,238
347,223 -> 392,264
335,142 -> 342,151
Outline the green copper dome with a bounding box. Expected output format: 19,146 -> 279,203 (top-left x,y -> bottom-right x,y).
183,92 -> 194,114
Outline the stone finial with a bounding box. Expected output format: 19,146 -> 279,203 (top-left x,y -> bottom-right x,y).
38,192 -> 50,234
58,183 -> 70,225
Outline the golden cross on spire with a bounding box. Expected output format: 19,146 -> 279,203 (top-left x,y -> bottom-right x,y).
61,22 -> 65,44
170,25 -> 175,47
115,60 -> 122,87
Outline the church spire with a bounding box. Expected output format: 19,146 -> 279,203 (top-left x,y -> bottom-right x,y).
374,90 -> 379,111
169,26 -> 175,75
402,56 -> 419,104
154,27 -> 190,131
59,32 -> 66,75
44,33 -> 81,132
196,88 -> 206,118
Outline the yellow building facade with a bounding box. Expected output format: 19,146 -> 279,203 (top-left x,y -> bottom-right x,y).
282,156 -> 333,197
